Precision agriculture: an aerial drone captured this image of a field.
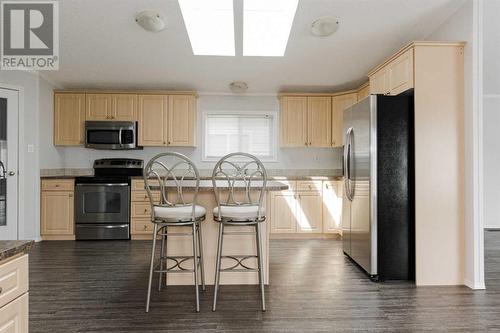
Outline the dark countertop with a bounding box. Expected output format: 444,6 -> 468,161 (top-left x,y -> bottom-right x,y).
0,240 -> 34,262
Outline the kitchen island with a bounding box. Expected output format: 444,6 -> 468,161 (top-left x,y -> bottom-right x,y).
131,178 -> 288,286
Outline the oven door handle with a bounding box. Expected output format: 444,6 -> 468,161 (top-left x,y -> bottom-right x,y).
76,183 -> 129,187
76,224 -> 129,229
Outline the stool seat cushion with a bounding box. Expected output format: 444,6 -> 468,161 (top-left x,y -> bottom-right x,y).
154,205 -> 206,221
213,205 -> 266,221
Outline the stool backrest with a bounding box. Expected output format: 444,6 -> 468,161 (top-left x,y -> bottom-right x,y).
143,152 -> 200,219
212,152 -> 267,220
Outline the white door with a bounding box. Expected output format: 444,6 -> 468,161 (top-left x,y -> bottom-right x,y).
0,88 -> 19,240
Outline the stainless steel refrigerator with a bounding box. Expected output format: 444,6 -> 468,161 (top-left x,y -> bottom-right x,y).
342,94 -> 414,281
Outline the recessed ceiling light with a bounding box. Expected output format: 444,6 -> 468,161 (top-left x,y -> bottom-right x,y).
135,10 -> 166,32
178,0 -> 235,56
311,17 -> 339,37
243,0 -> 299,57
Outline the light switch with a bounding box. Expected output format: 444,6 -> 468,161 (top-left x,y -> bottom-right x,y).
27,144 -> 34,153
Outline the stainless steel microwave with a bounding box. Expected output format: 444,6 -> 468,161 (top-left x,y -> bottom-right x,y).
85,121 -> 138,150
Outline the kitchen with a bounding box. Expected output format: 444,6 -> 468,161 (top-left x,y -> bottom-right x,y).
0,0 -> 496,332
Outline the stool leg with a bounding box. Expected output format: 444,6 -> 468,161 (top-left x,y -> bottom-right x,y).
192,223 -> 200,312
146,223 -> 158,313
197,222 -> 206,292
158,226 -> 166,291
255,223 -> 266,312
212,223 -> 224,311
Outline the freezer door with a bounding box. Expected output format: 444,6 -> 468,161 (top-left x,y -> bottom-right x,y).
348,96 -> 377,276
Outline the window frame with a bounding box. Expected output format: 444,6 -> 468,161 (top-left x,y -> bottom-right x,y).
201,110 -> 278,162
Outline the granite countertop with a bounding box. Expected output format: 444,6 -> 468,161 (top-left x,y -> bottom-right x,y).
40,168 -> 344,181
0,240 -> 34,262
147,180 -> 289,191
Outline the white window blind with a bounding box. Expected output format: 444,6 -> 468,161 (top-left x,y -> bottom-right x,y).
203,112 -> 276,161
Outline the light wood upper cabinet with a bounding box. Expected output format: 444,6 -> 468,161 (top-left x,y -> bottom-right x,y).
387,49 -> 414,95
87,93 -> 137,121
370,68 -> 389,95
280,96 -> 308,147
112,94 -> 137,121
54,93 -> 85,145
357,83 -> 370,100
369,48 -> 414,96
168,95 -> 196,146
331,93 -> 357,147
86,94 -> 112,120
138,95 -> 168,146
307,97 -> 331,147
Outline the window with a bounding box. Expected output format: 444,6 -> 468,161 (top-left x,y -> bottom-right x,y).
203,111 -> 277,161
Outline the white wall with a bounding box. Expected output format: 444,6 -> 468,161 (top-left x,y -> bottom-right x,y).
426,0 -> 476,287
61,94 -> 342,171
483,0 -> 500,229
38,76 -> 65,168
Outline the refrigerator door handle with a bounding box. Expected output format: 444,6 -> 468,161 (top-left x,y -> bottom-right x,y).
344,127 -> 353,201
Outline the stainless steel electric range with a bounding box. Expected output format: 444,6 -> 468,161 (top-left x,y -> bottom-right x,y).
75,158 -> 143,240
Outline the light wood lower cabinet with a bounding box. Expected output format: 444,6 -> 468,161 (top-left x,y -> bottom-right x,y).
130,179 -> 159,239
0,255 -> 29,333
322,181 -> 343,233
270,180 -> 343,236
40,179 -> 75,240
270,192 -> 297,233
296,191 -> 322,233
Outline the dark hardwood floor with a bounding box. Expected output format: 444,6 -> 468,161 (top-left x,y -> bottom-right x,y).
29,231 -> 500,332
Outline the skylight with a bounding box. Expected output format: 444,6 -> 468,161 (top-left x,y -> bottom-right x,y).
243,0 -> 298,57
178,0 -> 235,56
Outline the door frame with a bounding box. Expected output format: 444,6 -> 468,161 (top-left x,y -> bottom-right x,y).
0,83 -> 24,240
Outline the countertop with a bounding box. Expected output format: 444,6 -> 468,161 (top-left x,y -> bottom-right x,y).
41,168 -> 343,181
146,180 -> 289,191
0,240 -> 34,262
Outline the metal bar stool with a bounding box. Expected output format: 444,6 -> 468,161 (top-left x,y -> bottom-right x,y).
144,152 -> 206,313
211,152 -> 267,312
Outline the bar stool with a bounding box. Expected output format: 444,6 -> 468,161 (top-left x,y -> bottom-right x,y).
144,152 -> 206,313
211,152 -> 267,312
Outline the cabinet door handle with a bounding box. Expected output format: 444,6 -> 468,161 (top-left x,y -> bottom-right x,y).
69,193 -> 73,197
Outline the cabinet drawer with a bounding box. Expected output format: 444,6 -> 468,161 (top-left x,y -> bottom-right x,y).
131,202 -> 151,218
131,179 -> 160,191
0,292 -> 29,333
0,255 -> 28,308
131,190 -> 161,202
131,219 -> 154,234
296,181 -> 323,192
41,179 -> 74,191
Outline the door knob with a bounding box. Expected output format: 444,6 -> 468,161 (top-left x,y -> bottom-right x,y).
8,171 -> 15,176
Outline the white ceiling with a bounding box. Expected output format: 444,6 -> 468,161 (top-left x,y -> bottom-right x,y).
43,0 -> 466,93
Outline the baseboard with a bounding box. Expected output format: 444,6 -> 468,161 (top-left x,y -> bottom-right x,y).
464,278 -> 486,290
41,235 -> 75,241
270,233 -> 341,240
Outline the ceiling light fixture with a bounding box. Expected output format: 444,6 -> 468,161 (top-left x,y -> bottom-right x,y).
229,81 -> 248,94
311,17 -> 339,37
135,10 -> 166,32
243,0 -> 298,57
178,0 -> 235,56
